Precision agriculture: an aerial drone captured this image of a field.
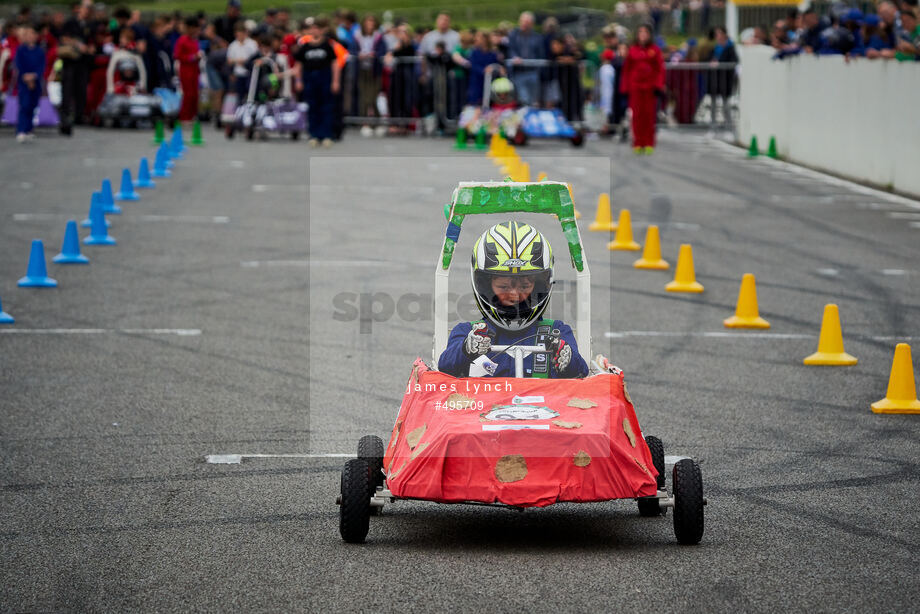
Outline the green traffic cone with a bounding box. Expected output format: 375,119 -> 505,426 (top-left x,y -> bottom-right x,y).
152,119 -> 164,145
747,135 -> 759,158
454,127 -> 468,150
474,126 -> 487,150
767,136 -> 778,159
191,119 -> 205,146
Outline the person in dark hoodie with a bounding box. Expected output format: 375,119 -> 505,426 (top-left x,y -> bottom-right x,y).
15,23 -> 46,142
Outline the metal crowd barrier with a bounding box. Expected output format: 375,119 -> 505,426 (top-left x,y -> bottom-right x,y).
337,53 -> 739,133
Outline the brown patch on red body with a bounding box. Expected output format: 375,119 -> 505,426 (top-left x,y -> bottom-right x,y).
494,454 -> 528,483
406,424 -> 426,450
573,451 -> 591,467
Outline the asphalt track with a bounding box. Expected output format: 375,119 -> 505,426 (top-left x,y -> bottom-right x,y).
1,126 -> 918,612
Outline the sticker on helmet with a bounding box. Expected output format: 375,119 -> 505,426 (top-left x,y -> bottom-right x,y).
502,258 -> 528,267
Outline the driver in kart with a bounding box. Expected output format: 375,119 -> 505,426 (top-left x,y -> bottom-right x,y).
439,221 -> 588,378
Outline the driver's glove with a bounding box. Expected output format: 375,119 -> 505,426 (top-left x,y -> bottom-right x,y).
553,339 -> 572,373
464,322 -> 492,356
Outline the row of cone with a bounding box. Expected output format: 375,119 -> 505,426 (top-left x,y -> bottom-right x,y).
482,134 -> 918,415
2,124 -> 195,323
748,135 -> 778,159
152,118 -> 205,147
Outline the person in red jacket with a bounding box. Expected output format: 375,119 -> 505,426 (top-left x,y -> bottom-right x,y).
174,17 -> 203,122
620,24 -> 665,154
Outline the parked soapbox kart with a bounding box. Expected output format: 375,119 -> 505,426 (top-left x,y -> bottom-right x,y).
337,181 -> 704,544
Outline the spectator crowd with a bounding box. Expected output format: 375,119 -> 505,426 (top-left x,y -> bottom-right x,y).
0,0 -> 916,144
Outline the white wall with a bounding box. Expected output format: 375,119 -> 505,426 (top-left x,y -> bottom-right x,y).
738,46 -> 920,197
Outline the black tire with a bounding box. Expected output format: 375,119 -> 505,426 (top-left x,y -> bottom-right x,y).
357,435 -> 384,489
245,127 -> 255,141
646,436 -> 665,489
673,459 -> 704,545
570,131 -> 585,147
637,435 -> 666,517
291,131 -> 300,141
339,458 -> 372,543
512,130 -> 527,146
225,126 -> 235,139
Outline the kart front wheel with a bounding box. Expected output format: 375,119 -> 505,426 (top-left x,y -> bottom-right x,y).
570,131 -> 585,147
290,131 -> 300,141
225,126 -> 235,139
357,435 -> 384,489
672,459 -> 704,545
511,130 -> 527,146
339,458 -> 372,543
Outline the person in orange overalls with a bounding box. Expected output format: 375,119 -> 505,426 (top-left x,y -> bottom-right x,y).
620,24 -> 665,154
173,17 -> 203,122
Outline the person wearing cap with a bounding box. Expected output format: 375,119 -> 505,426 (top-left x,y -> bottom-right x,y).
864,14 -> 895,58
215,0 -> 242,45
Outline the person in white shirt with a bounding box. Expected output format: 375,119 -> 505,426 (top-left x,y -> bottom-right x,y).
227,22 -> 258,99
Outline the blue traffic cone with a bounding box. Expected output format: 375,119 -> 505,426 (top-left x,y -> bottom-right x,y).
18,239 -> 58,287
81,192 -> 110,229
162,141 -> 176,168
0,294 -> 13,324
169,129 -> 185,159
101,178 -> 122,215
83,196 -> 116,246
136,157 -> 155,188
53,220 -> 90,264
175,125 -> 187,151
116,168 -> 140,201
152,145 -> 171,178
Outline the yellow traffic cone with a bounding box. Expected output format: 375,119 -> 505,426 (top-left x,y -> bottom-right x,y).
665,244 -> 704,293
517,162 -> 531,182
607,209 -> 640,251
537,171 -> 547,181
871,344 -> 920,414
724,274 -> 769,328
575,209 -> 581,219
588,193 -> 617,232
803,304 -> 857,365
633,225 -> 669,270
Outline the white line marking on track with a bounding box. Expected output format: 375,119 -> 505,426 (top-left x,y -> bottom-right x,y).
707,138 -> 920,210
230,160 -> 245,168
205,453 -> 351,464
252,184 -> 307,192
816,268 -> 840,277
13,214 -> 230,224
887,212 -> 920,220
240,259 -> 427,268
605,331 -> 813,339
0,328 -> 201,335
880,269 -> 907,276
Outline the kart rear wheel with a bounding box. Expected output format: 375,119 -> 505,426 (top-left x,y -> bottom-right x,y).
646,435 -> 665,490
672,459 -> 704,545
511,130 -> 527,146
570,131 -> 585,147
339,458 -> 372,543
638,435 -> 666,517
290,131 -> 300,141
225,125 -> 235,139
245,126 -> 255,141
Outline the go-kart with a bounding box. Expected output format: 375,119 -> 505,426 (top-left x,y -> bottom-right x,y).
224,56 -> 305,141
336,181 -> 705,544
95,50 -> 178,128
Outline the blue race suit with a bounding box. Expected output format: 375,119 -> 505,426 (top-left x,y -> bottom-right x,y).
438,320 -> 589,378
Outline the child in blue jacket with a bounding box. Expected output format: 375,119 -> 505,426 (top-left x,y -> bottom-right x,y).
439,221 -> 588,379
14,23 -> 45,142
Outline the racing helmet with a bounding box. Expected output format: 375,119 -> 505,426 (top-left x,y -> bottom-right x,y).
471,221 -> 554,331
